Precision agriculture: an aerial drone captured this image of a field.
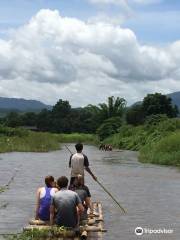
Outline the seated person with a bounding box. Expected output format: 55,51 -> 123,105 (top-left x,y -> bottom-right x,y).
73,175 -> 93,220
69,175 -> 91,198
50,176 -> 84,228
35,175 -> 58,221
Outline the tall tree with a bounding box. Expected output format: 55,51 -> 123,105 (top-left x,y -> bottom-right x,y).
37,109 -> 52,131
51,99 -> 71,133
126,104 -> 145,125
142,93 -> 178,118
21,112 -> 38,126
98,96 -> 126,120
96,116 -> 122,140
52,99 -> 71,118
5,112 -> 22,127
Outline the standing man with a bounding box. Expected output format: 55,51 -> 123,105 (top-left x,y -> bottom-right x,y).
69,143 -> 97,186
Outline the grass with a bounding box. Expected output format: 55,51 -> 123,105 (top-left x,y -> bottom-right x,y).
55,133 -> 99,145
0,132 -> 60,153
3,227 -> 76,240
139,131 -> 180,166
103,118 -> 180,166
0,125 -> 98,153
103,125 -> 147,150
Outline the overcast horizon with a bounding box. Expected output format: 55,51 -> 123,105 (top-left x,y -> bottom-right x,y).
0,0 -> 180,107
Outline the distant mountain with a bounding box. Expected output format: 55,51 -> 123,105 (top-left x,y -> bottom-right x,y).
0,97 -> 52,112
167,91 -> 180,108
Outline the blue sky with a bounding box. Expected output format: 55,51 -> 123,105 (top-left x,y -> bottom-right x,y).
0,0 -> 180,44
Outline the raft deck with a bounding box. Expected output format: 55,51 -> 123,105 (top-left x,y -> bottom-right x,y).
24,202 -> 106,239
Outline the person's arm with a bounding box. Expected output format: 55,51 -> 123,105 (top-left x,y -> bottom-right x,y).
35,188 -> 41,220
76,193 -> 84,215
85,197 -> 93,214
85,167 -> 97,181
84,155 -> 97,181
77,203 -> 84,215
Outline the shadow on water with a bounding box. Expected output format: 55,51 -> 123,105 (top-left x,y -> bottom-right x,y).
0,145 -> 180,239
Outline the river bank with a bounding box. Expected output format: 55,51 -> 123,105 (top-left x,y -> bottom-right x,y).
1,119 -> 180,167
0,126 -> 98,153
103,118 -> 180,167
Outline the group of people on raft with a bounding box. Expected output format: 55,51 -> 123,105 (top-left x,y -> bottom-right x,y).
99,144 -> 112,151
35,143 -> 97,229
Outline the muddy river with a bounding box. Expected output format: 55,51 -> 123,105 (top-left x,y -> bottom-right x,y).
0,144 -> 180,239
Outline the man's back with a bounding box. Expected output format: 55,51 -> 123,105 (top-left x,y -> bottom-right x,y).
52,189 -> 81,228
70,153 -> 89,177
68,143 -> 97,184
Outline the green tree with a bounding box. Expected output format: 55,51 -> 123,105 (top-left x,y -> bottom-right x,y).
98,96 -> 126,120
126,104 -> 145,125
21,112 -> 38,126
51,99 -> 71,133
96,117 -> 122,140
142,93 -> 178,118
37,109 -> 52,131
83,105 -> 102,132
52,99 -> 71,118
68,108 -> 97,133
5,112 -> 22,127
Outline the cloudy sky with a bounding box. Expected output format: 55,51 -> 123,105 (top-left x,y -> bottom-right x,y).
0,0 -> 180,106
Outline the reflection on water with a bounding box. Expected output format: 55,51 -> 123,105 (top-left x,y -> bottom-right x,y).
0,144 -> 180,239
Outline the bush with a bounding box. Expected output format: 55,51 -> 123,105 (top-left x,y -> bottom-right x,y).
55,133 -> 98,144
144,114 -> 168,127
103,118 -> 180,166
140,131 -> 180,166
0,125 -> 29,137
0,126 -> 98,153
96,117 -> 122,140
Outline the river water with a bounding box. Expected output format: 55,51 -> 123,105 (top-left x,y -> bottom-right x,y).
0,144 -> 180,239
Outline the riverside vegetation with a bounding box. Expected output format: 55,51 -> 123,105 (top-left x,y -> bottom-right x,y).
0,126 -> 97,153
104,116 -> 180,166
2,227 -> 73,240
0,93 -> 179,166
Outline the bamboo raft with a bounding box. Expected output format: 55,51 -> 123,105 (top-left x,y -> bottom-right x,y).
24,202 -> 106,240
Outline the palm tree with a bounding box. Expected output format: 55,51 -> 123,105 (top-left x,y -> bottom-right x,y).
98,96 -> 126,120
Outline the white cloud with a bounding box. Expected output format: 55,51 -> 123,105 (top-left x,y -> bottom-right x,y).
88,0 -> 162,6
0,9 -> 179,106
132,0 -> 162,4
88,0 -> 127,6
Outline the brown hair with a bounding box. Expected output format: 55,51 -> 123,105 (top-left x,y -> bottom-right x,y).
45,175 -> 54,188
57,176 -> 69,188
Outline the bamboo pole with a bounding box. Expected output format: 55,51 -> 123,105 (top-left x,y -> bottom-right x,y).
96,180 -> 126,214
65,144 -> 127,213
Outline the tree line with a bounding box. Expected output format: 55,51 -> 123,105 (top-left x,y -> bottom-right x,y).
0,93 -> 178,140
